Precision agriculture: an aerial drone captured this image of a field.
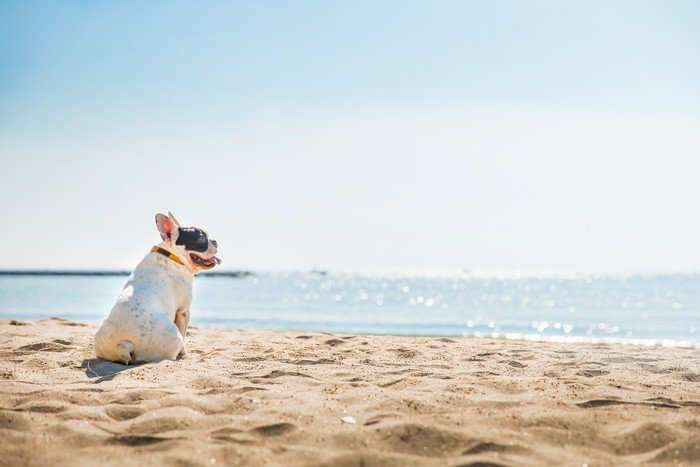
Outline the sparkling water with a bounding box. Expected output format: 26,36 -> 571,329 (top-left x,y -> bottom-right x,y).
0,272 -> 697,347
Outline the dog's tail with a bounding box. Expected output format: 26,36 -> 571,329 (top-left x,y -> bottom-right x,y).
115,340 -> 135,365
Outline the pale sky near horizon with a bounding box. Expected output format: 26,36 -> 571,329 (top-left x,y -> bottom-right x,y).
1,1 -> 699,272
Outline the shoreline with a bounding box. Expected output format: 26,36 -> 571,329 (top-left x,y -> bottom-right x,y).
6,315 -> 700,350
1,318 -> 698,466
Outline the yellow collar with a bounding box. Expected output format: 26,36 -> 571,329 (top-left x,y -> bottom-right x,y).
151,246 -> 185,266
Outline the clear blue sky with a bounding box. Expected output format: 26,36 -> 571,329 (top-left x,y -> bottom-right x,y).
1,1 -> 699,272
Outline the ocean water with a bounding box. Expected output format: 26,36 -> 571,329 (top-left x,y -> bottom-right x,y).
0,272 -> 698,347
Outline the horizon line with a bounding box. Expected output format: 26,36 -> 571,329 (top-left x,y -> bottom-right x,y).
1,268 -> 698,279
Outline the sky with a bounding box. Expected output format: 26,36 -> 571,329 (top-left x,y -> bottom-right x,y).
1,1 -> 699,272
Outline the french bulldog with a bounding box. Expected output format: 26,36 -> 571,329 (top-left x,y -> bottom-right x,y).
94,212 -> 221,365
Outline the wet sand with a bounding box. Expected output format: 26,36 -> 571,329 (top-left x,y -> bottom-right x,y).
1,318 -> 699,466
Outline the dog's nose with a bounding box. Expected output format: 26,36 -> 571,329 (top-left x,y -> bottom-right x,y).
211,239 -> 218,248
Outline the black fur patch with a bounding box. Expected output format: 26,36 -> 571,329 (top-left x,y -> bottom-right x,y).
176,227 -> 209,252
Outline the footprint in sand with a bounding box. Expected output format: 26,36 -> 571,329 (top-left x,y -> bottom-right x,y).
17,340 -> 73,352
577,399 -> 681,409
576,369 -> 610,377
105,406 -> 146,421
16,403 -> 66,413
258,370 -> 314,379
363,414 -> 396,426
46,318 -> 86,327
251,422 -> 296,436
290,358 -> 334,365
324,339 -> 345,346
108,436 -> 168,446
391,348 -> 418,359
462,441 -> 527,455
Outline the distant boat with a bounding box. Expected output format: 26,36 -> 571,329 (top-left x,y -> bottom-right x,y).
310,269 -> 327,276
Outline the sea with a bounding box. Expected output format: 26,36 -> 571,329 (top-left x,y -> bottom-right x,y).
0,271 -> 698,348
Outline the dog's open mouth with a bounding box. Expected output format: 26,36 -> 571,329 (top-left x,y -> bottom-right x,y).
190,254 -> 221,269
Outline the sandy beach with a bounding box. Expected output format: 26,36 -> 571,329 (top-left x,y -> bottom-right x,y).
0,318 -> 698,466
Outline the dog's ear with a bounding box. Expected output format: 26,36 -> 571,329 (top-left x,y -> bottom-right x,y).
155,213 -> 178,241
167,212 -> 182,227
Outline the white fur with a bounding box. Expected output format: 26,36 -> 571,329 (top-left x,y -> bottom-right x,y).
94,246 -> 194,364
94,213 -> 219,364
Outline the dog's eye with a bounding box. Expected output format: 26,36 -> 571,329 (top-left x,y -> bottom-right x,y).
197,237 -> 208,245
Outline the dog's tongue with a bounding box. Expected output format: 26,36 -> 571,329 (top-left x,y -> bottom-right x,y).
213,256 -> 221,265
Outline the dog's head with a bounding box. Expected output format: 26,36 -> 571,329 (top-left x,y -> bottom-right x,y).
155,212 -> 221,273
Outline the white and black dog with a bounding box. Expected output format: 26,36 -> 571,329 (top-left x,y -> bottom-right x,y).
94,212 -> 220,364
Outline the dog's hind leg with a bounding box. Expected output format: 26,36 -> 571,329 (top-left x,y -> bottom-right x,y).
115,340 -> 135,365
174,308 -> 190,358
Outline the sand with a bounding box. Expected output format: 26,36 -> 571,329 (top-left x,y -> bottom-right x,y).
0,318 -> 698,466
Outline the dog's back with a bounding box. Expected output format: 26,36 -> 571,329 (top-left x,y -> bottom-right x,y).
94,253 -> 192,364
